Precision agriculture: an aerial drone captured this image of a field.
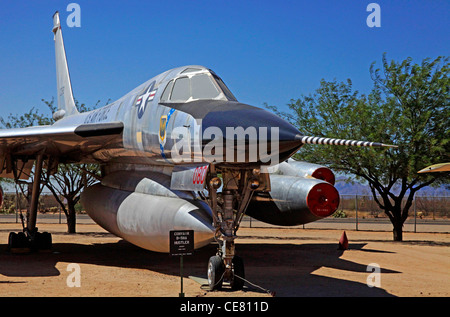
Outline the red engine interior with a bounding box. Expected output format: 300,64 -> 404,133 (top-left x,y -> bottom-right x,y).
307,182 -> 340,218
311,167 -> 336,185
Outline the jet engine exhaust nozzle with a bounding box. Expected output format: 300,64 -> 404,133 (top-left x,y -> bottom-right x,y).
306,182 -> 340,218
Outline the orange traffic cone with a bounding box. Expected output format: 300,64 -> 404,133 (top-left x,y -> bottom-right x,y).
338,231 -> 348,250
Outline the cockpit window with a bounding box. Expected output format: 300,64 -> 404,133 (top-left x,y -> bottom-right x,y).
159,71 -> 237,103
161,79 -> 174,101
213,75 -> 237,101
171,77 -> 190,101
181,67 -> 202,74
191,74 -> 220,99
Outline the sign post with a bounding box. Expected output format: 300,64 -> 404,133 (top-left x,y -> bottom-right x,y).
169,230 -> 194,297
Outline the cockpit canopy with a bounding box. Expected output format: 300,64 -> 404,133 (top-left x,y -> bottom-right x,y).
160,67 -> 237,103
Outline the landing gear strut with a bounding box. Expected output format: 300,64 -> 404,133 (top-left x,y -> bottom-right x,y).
7,154 -> 52,253
206,166 -> 268,291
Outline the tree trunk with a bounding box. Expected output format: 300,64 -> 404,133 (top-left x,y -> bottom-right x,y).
392,217 -> 403,241
67,200 -> 76,234
383,200 -> 404,242
393,223 -> 403,241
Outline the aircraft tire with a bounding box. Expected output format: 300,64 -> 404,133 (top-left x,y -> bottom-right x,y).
7,232 -> 17,251
8,232 -> 30,253
207,255 -> 224,291
35,232 -> 52,251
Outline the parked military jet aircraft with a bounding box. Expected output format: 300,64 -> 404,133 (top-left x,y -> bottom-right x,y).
0,12 -> 395,291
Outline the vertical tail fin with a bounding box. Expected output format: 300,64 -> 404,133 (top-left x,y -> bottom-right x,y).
52,11 -> 78,120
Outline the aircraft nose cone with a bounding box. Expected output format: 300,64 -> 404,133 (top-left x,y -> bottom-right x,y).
201,102 -> 302,164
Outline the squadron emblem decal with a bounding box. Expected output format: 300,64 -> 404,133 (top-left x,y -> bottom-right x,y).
159,115 -> 168,144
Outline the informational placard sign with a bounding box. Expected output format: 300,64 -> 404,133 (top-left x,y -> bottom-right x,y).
170,230 -> 194,256
170,230 -> 194,297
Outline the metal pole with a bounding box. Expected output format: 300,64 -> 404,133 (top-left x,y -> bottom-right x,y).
414,198 -> 417,233
15,191 -> 18,224
27,154 -> 44,233
355,194 -> 358,231
179,255 -> 184,297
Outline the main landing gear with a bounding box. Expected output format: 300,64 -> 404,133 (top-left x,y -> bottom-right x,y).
7,154 -> 52,253
8,230 -> 52,253
206,166 -> 268,291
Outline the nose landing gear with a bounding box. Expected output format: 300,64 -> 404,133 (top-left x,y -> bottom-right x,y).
206,167 -> 267,291
207,254 -> 245,291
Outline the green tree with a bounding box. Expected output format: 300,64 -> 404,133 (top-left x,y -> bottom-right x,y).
44,163 -> 99,233
0,106 -> 53,128
269,54 -> 449,241
0,98 -> 104,233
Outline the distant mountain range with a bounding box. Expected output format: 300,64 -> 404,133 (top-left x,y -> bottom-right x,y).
334,177 -> 450,197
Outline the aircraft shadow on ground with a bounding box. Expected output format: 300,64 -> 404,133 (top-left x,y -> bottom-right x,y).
0,237 -> 399,297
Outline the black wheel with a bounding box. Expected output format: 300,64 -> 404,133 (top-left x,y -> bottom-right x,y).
18,232 -> 29,246
8,232 -> 30,252
231,255 -> 245,291
42,232 -> 52,250
35,232 -> 52,251
207,255 -> 224,291
8,232 -> 17,251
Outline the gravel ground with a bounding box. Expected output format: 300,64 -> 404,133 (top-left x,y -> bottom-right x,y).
0,222 -> 449,297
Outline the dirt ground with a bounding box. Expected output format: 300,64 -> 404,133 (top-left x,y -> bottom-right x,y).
0,222 -> 449,297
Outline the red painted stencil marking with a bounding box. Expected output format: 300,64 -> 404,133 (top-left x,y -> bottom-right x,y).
193,166 -> 208,185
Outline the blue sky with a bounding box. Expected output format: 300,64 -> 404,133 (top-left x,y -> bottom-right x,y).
0,0 -> 449,121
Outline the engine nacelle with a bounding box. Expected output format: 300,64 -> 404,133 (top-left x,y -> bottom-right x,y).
80,171 -> 214,253
246,174 -> 340,226
274,159 -> 335,185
